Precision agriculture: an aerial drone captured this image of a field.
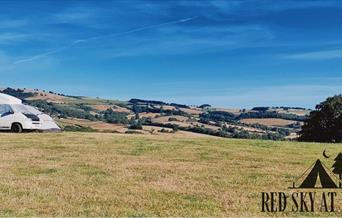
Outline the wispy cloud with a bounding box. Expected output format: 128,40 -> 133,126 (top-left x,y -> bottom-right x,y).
286,49 -> 342,60
0,32 -> 32,44
208,0 -> 342,13
258,0 -> 342,11
55,10 -> 93,23
12,46 -> 69,65
51,4 -> 129,29
12,17 -> 198,65
0,51 -> 14,71
0,19 -> 27,28
101,24 -> 273,58
53,6 -> 103,26
0,49 -> 60,79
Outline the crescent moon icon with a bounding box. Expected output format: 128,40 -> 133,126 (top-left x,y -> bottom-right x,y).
323,148 -> 330,159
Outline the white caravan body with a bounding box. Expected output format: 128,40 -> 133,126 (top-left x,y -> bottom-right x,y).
0,93 -> 60,132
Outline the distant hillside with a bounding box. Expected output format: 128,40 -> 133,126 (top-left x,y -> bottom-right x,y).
0,87 -> 310,140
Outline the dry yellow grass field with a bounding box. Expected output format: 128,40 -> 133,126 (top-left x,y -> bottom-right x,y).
138,112 -> 159,119
179,108 -> 203,115
91,105 -> 131,113
241,118 -> 300,127
0,132 -> 340,216
214,108 -> 242,115
57,118 -> 129,133
152,115 -> 189,123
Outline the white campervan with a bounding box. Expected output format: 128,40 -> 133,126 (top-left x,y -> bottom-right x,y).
0,93 -> 60,133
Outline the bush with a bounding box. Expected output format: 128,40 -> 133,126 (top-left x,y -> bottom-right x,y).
168,117 -> 179,122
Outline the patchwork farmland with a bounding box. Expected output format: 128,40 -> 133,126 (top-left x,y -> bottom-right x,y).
0,87 -> 310,141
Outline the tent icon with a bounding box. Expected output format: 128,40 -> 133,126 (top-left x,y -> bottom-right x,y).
292,159 -> 339,189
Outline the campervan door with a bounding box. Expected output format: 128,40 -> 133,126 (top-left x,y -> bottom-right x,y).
0,104 -> 14,130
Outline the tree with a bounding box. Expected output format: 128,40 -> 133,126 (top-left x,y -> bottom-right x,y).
199,104 -> 211,109
299,94 -> 342,142
172,125 -> 179,133
102,109 -> 128,124
128,119 -> 143,130
333,153 -> 342,188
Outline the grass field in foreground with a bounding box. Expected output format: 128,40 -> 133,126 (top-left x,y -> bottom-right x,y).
0,132 -> 341,217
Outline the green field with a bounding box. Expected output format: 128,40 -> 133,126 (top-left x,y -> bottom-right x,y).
0,132 -> 340,216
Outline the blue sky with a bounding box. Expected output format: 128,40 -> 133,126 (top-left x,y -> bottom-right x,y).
0,0 -> 341,108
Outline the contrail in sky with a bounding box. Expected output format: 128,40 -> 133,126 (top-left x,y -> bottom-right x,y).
13,16 -> 198,65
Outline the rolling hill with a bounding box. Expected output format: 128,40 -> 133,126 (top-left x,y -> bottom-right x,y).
0,87 -> 310,140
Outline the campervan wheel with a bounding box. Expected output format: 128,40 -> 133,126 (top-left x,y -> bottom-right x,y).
11,123 -> 23,133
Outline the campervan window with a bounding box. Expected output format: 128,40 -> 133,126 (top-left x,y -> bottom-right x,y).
0,104 -> 13,117
11,104 -> 31,114
23,105 -> 42,115
11,104 -> 42,115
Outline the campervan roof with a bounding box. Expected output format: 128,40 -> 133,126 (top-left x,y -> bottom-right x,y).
0,93 -> 22,104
